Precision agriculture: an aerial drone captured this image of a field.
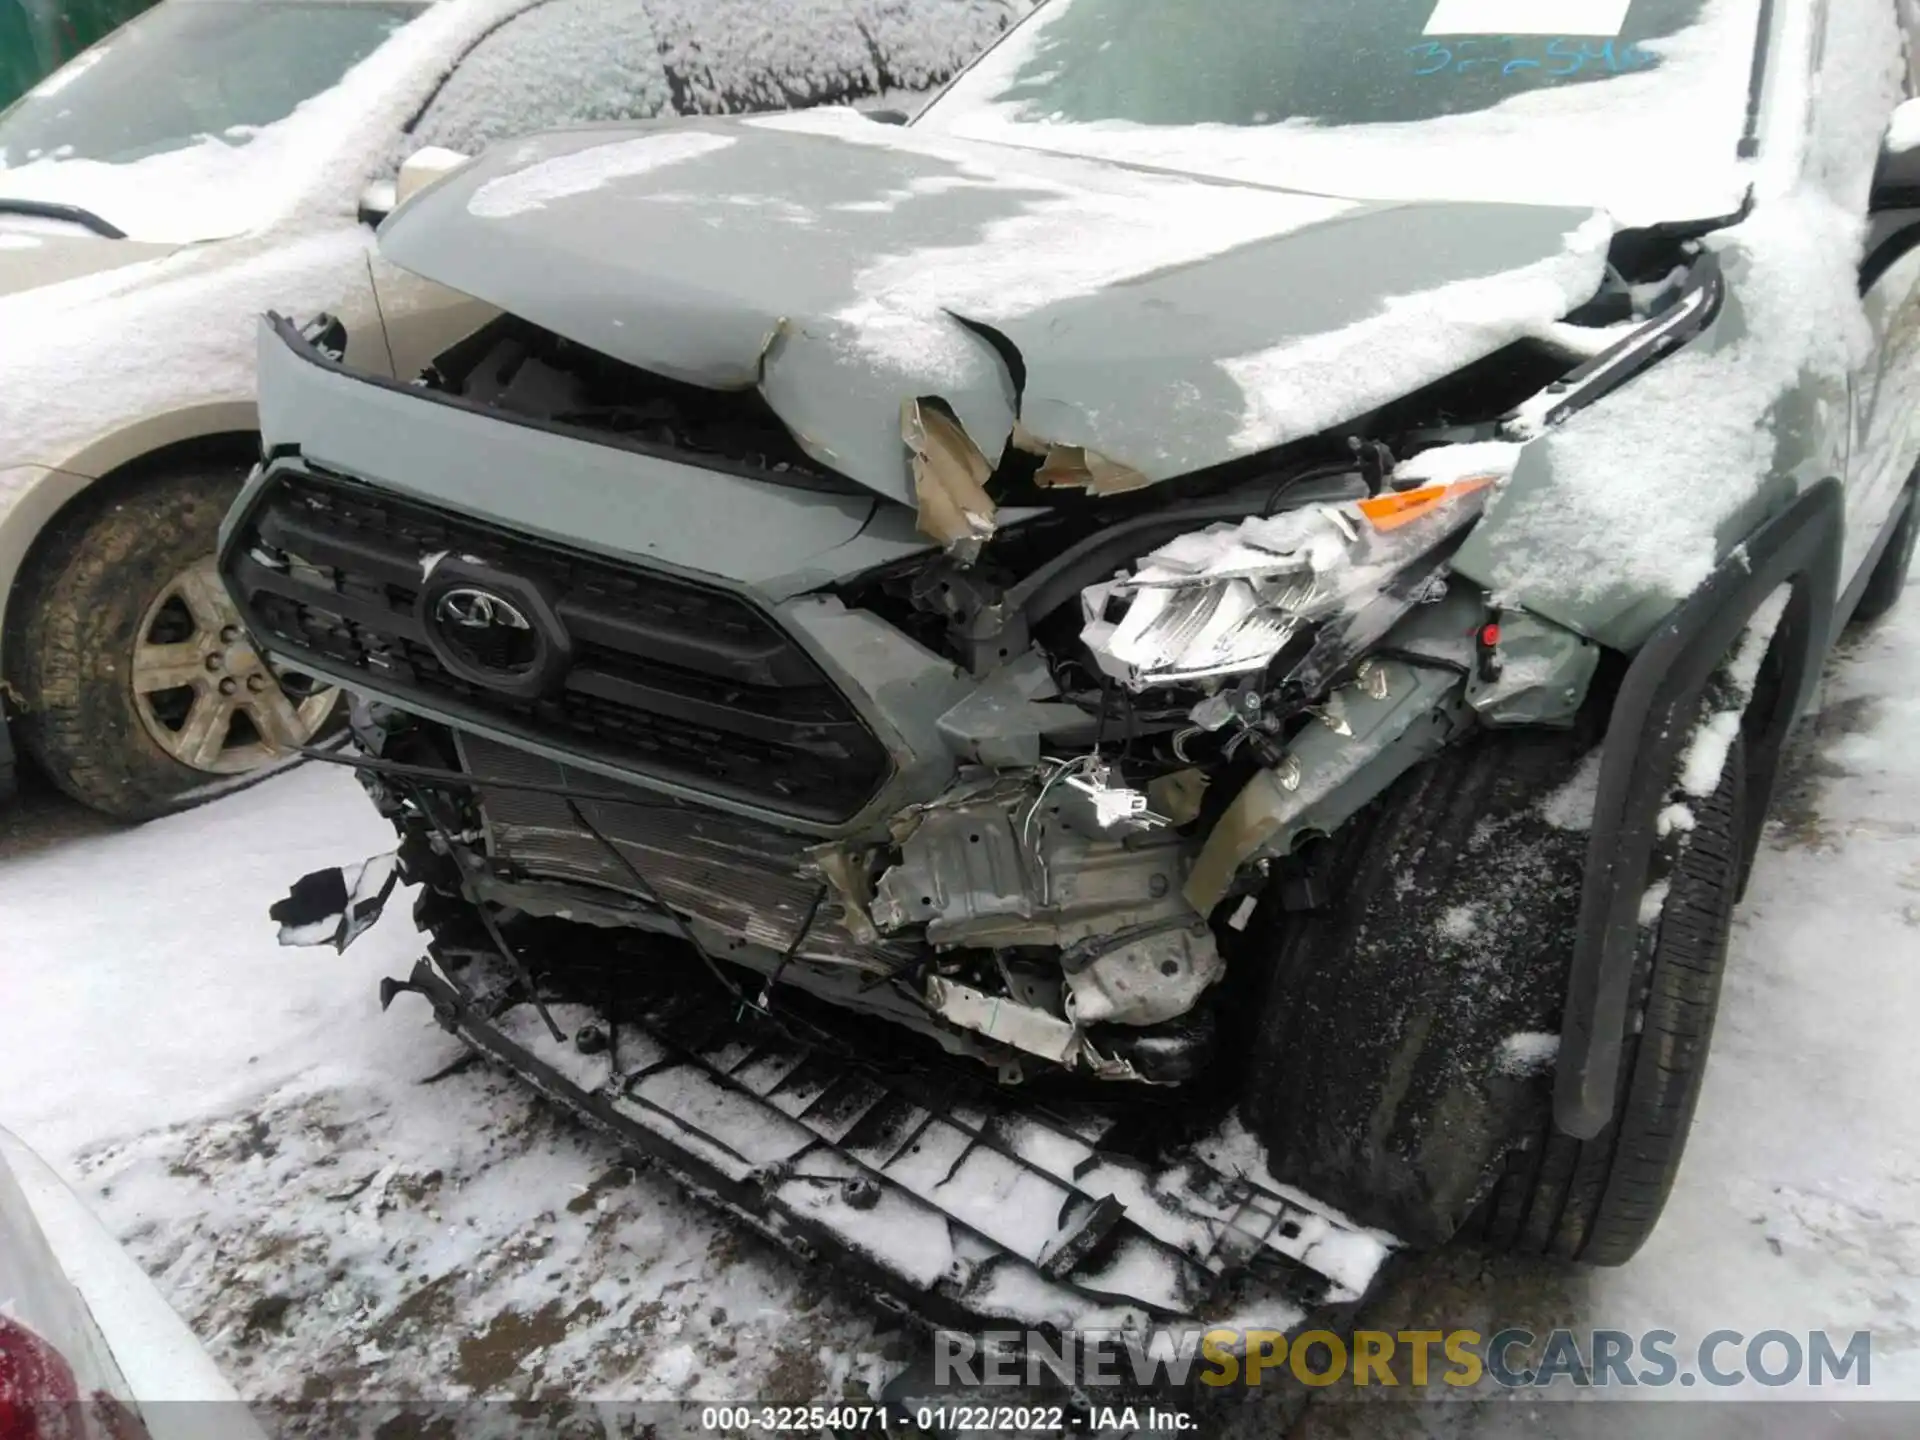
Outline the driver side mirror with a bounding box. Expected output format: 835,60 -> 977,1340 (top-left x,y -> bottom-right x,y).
357,179 -> 398,227
357,146 -> 473,228
1871,97 -> 1920,213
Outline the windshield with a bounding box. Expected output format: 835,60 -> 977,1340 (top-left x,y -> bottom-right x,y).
0,0 -> 425,167
918,0 -> 1765,226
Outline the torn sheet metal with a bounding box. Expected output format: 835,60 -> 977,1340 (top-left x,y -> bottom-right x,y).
375,116 -> 1607,509
269,853 -> 400,953
1082,483 -> 1493,691
925,975 -> 1079,1066
1185,655 -> 1470,916
1062,923 -> 1224,1028
1464,608 -> 1602,727
870,794 -> 1195,949
804,841 -> 883,946
904,398 -> 997,559
1008,422 -> 1147,494
1032,442 -> 1151,495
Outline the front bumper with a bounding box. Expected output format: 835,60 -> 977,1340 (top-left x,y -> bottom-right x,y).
385,944 -> 1390,1333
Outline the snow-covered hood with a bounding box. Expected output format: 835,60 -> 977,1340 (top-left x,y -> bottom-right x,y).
0,229 -> 179,299
0,148 -> 277,247
377,111 -> 1615,506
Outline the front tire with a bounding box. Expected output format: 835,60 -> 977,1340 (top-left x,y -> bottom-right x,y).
1479,734 -> 1745,1264
1234,718 -> 1743,1264
6,464 -> 338,820
1232,727 -> 1595,1248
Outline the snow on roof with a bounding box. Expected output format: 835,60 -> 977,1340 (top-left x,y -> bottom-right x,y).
648,0 -> 1035,113
402,0 -> 677,162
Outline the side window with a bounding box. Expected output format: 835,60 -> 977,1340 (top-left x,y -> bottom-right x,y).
400,0 -> 671,167
394,0 -> 1031,170
643,0 -> 1027,115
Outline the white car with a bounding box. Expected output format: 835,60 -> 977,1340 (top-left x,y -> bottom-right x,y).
0,1126 -> 265,1440
0,0 -> 1028,818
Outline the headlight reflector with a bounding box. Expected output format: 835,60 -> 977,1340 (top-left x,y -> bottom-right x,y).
1080,478 -> 1495,691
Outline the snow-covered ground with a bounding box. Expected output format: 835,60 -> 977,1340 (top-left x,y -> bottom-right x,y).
0,765 -> 904,1405
2,569 -> 1918,1423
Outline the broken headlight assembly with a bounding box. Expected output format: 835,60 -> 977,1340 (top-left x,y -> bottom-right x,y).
1080,476 -> 1496,711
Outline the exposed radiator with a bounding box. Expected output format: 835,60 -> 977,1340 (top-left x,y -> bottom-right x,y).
458,733 -> 903,973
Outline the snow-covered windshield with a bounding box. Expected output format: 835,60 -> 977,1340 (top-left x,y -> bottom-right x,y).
919,0 -> 1766,227
0,0 -> 424,166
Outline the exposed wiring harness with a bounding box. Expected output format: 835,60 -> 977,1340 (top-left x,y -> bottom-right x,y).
403,780 -> 565,1044
298,743 -> 852,1054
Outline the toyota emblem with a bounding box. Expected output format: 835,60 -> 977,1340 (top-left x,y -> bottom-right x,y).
434,587 -> 533,632
430,584 -> 542,677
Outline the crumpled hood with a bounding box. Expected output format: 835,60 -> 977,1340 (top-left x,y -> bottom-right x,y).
0,228 -> 179,298
378,110 -> 1614,510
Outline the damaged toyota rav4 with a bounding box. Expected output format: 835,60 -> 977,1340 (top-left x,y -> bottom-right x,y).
223,0 -> 1920,1334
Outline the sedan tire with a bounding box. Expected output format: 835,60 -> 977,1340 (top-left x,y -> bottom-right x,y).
6,463 -> 337,819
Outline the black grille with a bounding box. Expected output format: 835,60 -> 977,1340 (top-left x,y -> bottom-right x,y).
224,468 -> 891,823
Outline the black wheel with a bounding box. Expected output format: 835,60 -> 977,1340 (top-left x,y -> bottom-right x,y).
1849,484 -> 1916,627
1480,733 -> 1745,1264
5,464 -> 340,820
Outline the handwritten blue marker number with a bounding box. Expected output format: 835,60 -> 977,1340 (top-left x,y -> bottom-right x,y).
1406,35 -> 1658,80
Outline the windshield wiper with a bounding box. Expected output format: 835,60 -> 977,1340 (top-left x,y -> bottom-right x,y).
0,199 -> 126,239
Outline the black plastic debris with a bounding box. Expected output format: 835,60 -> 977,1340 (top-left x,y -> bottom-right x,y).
270,853 -> 401,954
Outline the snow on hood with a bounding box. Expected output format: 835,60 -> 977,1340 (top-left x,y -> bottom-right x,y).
0,0 -> 536,245
0,228 -> 377,474
377,111 -> 1613,506
0,227 -> 178,297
